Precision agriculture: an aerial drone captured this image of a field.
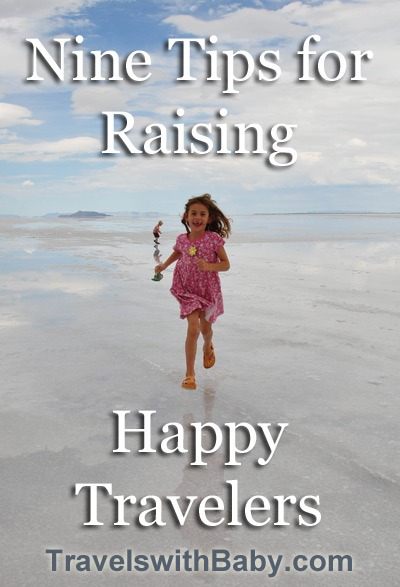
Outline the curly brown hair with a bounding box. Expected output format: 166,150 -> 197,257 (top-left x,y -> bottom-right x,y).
181,193 -> 232,239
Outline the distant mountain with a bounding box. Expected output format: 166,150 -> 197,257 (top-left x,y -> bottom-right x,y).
58,210 -> 112,218
0,214 -> 21,218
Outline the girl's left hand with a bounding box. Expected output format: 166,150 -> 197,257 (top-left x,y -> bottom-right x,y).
195,258 -> 209,271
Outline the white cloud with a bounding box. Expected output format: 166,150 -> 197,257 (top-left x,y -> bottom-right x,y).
1,0 -> 100,20
0,136 -> 100,161
164,7 -> 302,42
156,0 -> 400,192
0,0 -> 103,89
0,103 -> 42,128
22,179 -> 35,186
5,270 -> 104,295
1,0 -> 399,213
0,128 -> 18,140
72,85 -> 133,115
299,151 -> 322,164
347,138 -> 367,148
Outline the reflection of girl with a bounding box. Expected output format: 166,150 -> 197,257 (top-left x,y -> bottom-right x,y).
153,220 -> 163,243
175,397 -> 225,551
155,194 -> 231,390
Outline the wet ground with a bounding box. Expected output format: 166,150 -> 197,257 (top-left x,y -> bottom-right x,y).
1,215 -> 399,586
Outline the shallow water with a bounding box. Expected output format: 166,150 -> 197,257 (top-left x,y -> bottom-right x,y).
7,212 -> 400,239
1,214 -> 399,587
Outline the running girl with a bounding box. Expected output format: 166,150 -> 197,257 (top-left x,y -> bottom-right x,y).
155,194 -> 231,390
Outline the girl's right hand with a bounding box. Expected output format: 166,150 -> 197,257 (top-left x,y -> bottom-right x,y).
155,263 -> 165,272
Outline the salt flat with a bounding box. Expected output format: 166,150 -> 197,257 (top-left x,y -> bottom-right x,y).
1,215 -> 399,586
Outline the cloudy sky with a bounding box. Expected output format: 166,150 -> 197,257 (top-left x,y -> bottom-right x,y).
0,0 -> 399,216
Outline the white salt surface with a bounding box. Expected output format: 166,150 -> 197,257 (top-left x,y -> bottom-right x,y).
1,214 -> 399,586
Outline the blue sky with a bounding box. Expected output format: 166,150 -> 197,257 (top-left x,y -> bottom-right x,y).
0,0 -> 399,216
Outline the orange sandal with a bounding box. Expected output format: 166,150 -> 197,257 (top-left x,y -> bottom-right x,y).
203,343 -> 215,369
181,376 -> 196,390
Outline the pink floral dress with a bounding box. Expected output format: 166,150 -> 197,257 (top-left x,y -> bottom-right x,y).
171,231 -> 225,323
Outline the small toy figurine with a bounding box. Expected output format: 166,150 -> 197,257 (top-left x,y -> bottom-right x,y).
151,271 -> 164,282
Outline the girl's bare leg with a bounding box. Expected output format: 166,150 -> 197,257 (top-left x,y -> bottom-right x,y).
199,311 -> 213,354
185,311 -> 200,377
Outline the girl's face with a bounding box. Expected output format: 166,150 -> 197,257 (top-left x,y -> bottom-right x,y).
185,203 -> 210,236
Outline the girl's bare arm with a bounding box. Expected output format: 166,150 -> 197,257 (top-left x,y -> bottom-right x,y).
196,246 -> 230,272
156,250 -> 181,272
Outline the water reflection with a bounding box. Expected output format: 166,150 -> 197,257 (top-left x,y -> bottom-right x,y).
175,386 -> 228,551
9,213 -> 400,240
153,244 -> 162,264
